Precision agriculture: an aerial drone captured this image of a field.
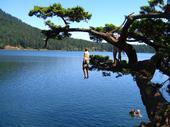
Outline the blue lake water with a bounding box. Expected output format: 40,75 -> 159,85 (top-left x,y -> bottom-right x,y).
0,50 -> 169,127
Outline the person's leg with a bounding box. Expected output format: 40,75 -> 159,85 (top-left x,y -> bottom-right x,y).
86,68 -> 89,78
114,51 -> 117,62
118,50 -> 121,61
83,68 -> 86,79
83,61 -> 87,79
113,50 -> 117,66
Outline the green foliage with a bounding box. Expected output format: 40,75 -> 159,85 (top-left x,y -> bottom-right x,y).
89,55 -> 112,69
90,55 -> 110,62
29,3 -> 92,25
140,0 -> 165,14
89,24 -> 118,42
44,21 -> 71,39
45,20 -> 62,30
130,0 -> 170,52
89,55 -> 130,74
66,6 -> 92,22
29,3 -> 92,41
29,4 -> 65,19
131,19 -> 166,39
90,24 -> 117,33
140,6 -> 157,13
148,0 -> 164,7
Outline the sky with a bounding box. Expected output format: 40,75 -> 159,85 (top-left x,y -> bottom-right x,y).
0,0 -> 149,40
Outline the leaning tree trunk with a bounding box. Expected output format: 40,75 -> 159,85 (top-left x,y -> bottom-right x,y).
120,43 -> 138,65
136,79 -> 170,127
133,54 -> 170,127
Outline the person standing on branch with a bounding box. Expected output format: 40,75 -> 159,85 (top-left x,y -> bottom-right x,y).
112,34 -> 122,67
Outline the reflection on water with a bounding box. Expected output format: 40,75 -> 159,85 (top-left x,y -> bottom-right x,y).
0,50 -> 152,127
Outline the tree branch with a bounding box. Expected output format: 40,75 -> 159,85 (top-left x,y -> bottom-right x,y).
119,12 -> 170,44
45,27 -> 118,45
128,32 -> 158,50
61,16 -> 69,26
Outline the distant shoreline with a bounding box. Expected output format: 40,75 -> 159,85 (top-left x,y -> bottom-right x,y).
1,45 -> 48,51
1,45 -> 106,52
3,45 -> 21,50
1,45 -> 154,53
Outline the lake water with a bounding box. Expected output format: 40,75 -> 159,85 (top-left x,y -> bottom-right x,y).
0,50 -> 169,127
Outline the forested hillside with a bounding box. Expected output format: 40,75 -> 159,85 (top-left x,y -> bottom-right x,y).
0,9 -> 43,49
0,9 -> 154,52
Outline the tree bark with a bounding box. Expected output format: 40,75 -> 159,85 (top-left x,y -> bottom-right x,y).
136,79 -> 170,127
133,54 -> 170,127
120,43 -> 137,65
